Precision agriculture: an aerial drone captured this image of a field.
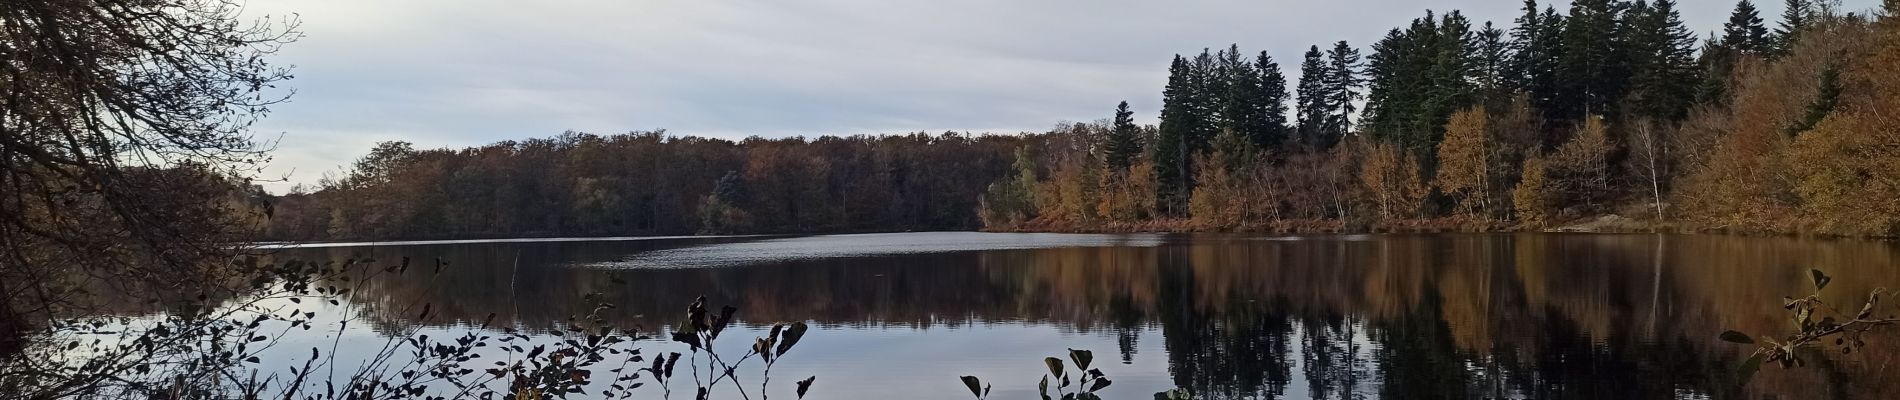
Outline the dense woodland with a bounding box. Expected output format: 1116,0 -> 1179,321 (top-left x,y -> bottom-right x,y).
267,0 -> 1900,240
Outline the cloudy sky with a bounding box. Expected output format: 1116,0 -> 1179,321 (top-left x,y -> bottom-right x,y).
244,0 -> 1877,192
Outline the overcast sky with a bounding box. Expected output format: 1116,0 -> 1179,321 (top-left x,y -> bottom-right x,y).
244,0 -> 1878,192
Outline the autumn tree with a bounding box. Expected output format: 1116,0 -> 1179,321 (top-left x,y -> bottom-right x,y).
1549,116 -> 1614,209
1,0 -> 296,393
1512,155 -> 1555,224
1190,129 -> 1257,228
1361,143 -> 1427,220
1434,107 -> 1497,217
979,148 -> 1041,229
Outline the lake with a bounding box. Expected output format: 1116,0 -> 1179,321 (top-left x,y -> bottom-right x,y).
235,232 -> 1899,399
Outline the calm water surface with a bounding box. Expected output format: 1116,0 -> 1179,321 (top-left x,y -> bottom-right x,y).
240,232 -> 1900,399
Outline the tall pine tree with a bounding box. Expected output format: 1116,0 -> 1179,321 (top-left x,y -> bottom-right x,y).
1105,101 -> 1143,172
1188,49 -> 1220,154
1154,56 -> 1193,215
1510,1 -> 1569,124
1295,45 -> 1332,149
1724,0 -> 1772,56
1323,41 -> 1363,147
1249,51 -> 1292,151
1475,22 -> 1511,105
1775,0 -> 1812,56
1558,0 -> 1629,120
1627,0 -> 1702,121
1216,45 -> 1259,146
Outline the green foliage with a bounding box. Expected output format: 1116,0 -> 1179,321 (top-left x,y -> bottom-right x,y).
1725,0 -> 1774,56
979,147 -> 1041,228
1155,55 -> 1197,216
1323,41 -> 1364,143
1626,0 -> 1704,121
1775,0 -> 1814,56
1249,51 -> 1293,150
1785,62 -> 1842,135
1558,0 -> 1628,120
1295,45 -> 1333,149
1364,11 -> 1478,154
1105,101 -> 1144,172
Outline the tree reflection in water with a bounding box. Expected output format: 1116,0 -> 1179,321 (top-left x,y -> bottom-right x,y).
240,233 -> 1899,399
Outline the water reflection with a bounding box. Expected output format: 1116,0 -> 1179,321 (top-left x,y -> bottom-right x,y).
258,233 -> 1900,399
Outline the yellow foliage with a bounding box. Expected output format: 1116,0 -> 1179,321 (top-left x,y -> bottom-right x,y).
1550,115 -> 1612,208
1361,143 -> 1427,220
1434,106 -> 1494,216
1097,158 -> 1157,222
1512,155 -> 1552,225
1188,152 -> 1247,229
1783,11 -> 1900,235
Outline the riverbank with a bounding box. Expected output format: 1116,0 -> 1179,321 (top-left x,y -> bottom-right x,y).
984,213 -> 1882,238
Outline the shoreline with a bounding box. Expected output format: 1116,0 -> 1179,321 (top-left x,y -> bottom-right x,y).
984,214 -> 1898,240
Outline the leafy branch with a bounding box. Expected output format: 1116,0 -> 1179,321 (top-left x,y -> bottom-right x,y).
1723,269 -> 1899,386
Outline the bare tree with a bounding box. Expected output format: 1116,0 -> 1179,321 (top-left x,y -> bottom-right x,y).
0,0 -> 297,357
1629,120 -> 1668,220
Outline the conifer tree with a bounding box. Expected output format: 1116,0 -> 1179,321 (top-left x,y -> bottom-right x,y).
1296,45 -> 1332,149
1696,36 -> 1738,105
1532,6 -> 1569,119
1188,49 -> 1221,154
1154,56 -> 1193,216
1216,45 -> 1269,152
1105,101 -> 1143,172
1250,51 -> 1292,151
1628,0 -> 1703,121
1323,41 -> 1363,147
1785,62 -> 1841,135
1214,45 -> 1250,135
1475,22 -> 1511,105
1428,12 -> 1477,138
1775,0 -> 1813,56
1559,0 -> 1629,120
1507,0 -> 1544,90
1724,0 -> 1772,56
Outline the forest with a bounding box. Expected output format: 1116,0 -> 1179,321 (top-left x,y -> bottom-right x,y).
264,0 -> 1900,240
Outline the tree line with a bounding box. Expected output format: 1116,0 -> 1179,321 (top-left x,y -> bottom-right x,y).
982,0 -> 1900,236
269,0 -> 1900,240
264,132 -> 1041,240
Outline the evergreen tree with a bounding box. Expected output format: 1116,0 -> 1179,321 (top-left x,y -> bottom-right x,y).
1105,101 -> 1143,172
1785,62 -> 1841,135
1249,51 -> 1292,151
1507,0 -> 1543,90
1217,45 -> 1266,151
1627,0 -> 1703,121
1365,13 -> 1447,153
1775,0 -> 1813,56
1295,45 -> 1331,149
1323,41 -> 1363,147
1558,0 -> 1629,120
1696,36 -> 1738,105
1428,12 -> 1477,141
1510,1 -> 1568,124
1154,56 -> 1193,215
1475,22 -> 1511,105
1724,0 -> 1772,56
1188,49 -> 1221,154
